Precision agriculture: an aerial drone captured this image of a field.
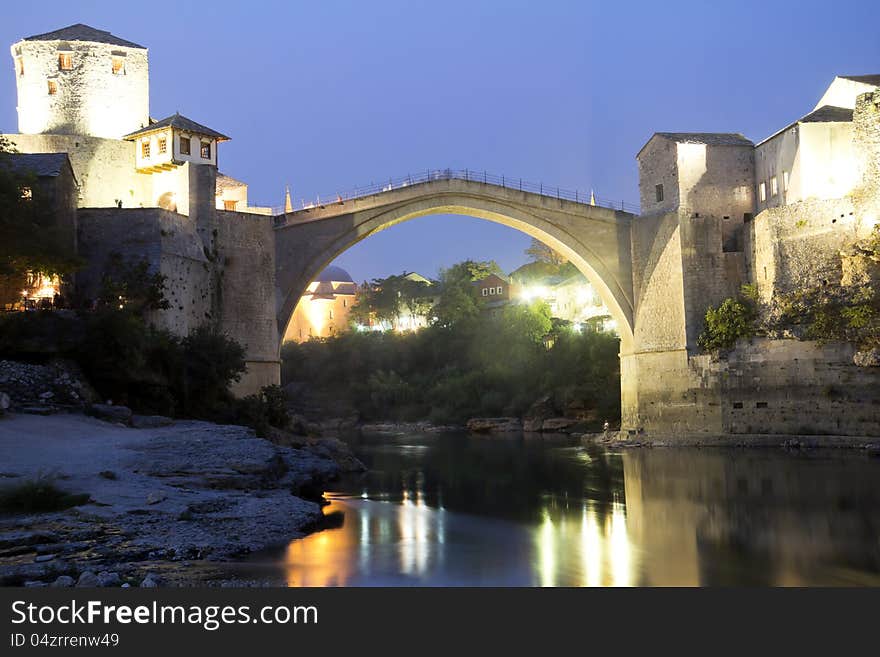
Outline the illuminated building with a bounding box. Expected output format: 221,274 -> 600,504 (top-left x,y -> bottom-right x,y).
283,266 -> 358,342
0,153 -> 77,308
2,23 -> 271,215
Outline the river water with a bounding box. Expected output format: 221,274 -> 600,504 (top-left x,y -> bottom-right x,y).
274,431 -> 880,586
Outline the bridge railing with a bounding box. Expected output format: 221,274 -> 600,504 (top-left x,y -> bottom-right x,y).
273,169 -> 639,218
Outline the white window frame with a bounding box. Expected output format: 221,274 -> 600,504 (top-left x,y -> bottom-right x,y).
770,176 -> 778,196
759,182 -> 766,202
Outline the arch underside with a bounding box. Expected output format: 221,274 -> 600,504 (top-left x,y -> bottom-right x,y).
276,191 -> 634,351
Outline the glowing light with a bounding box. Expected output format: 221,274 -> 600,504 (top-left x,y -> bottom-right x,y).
21,273 -> 60,301
520,285 -> 549,302
538,510 -> 556,587
609,502 -> 632,587
580,504 -> 602,587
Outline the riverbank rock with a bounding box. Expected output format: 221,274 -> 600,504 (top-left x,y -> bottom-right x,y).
87,403 -> 132,424
0,359 -> 96,409
51,575 -> 75,588
131,415 -> 174,429
523,395 -> 553,432
467,417 -> 522,433
0,392 -> 9,415
76,571 -> 99,587
541,417 -> 579,432
309,437 -> 366,472
854,348 -> 880,367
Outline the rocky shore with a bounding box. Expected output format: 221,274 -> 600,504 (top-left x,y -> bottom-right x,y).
0,412 -> 365,587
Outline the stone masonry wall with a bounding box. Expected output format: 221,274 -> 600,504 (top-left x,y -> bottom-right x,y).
691,338 -> 880,437
746,197 -> 861,304
852,91 -> 880,226
213,210 -> 281,394
76,208 -> 214,336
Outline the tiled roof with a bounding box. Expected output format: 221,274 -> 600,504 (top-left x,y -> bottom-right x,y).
839,74 -> 880,87
799,105 -> 854,123
757,105 -> 853,145
637,132 -> 753,158
654,132 -> 754,147
217,173 -> 247,191
23,23 -> 145,49
0,152 -> 75,181
122,113 -> 230,141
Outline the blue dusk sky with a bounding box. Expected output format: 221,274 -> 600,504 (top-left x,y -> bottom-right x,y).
1,1 -> 878,283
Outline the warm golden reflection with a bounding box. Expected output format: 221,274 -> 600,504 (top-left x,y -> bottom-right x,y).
280,438 -> 880,587
532,500 -> 636,587
284,496 -> 358,587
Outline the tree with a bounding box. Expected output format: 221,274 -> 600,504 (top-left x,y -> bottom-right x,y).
349,274 -> 435,330
525,238 -> 567,266
432,260 -> 501,327
99,253 -> 170,316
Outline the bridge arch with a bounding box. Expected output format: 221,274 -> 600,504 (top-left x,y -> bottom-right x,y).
274,179 -> 635,353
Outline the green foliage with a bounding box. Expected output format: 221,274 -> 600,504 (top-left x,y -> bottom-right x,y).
99,253 -> 170,315
0,477 -> 90,514
178,326 -> 246,417
431,259 -> 501,328
774,283 -> 879,348
349,273 -> 434,328
0,306 -> 246,418
282,300 -> 620,426
229,385 -> 290,437
698,293 -> 757,352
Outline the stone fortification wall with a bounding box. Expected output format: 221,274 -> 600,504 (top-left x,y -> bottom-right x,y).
745,197 -> 860,303
76,208 -> 213,336
691,338 -> 880,437
213,210 -> 281,394
853,91 -> 880,226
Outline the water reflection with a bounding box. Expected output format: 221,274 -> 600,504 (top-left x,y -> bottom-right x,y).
274,432 -> 880,586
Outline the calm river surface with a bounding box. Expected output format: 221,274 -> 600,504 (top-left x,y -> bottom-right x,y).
272,432 -> 880,586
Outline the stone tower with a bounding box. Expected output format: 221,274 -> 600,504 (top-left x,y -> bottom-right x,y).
10,24 -> 149,140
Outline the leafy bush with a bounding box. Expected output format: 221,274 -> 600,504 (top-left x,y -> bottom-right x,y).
698,292 -> 757,352
178,326 -> 246,417
774,283 -> 879,348
228,385 -> 291,437
281,303 -> 621,424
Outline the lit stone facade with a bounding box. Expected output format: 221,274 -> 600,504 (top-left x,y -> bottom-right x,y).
283,266 -> 357,342
11,25 -> 149,140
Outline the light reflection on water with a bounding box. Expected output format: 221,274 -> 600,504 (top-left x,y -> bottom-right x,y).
276,432 -> 880,587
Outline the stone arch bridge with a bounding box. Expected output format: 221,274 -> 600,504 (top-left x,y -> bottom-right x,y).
265,170 -> 658,428
274,172 -> 637,348
217,168 -> 733,435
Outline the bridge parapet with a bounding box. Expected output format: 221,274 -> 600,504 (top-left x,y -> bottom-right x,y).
274,169 -> 637,226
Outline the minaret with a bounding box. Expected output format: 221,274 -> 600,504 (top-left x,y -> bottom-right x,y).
284,185 -> 293,213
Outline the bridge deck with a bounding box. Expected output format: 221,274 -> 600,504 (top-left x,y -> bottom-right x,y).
274,169 -> 638,226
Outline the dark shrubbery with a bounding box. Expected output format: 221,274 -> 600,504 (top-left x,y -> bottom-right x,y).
226,385 -> 290,437
282,304 -> 621,426
0,477 -> 90,514
0,308 -> 259,426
